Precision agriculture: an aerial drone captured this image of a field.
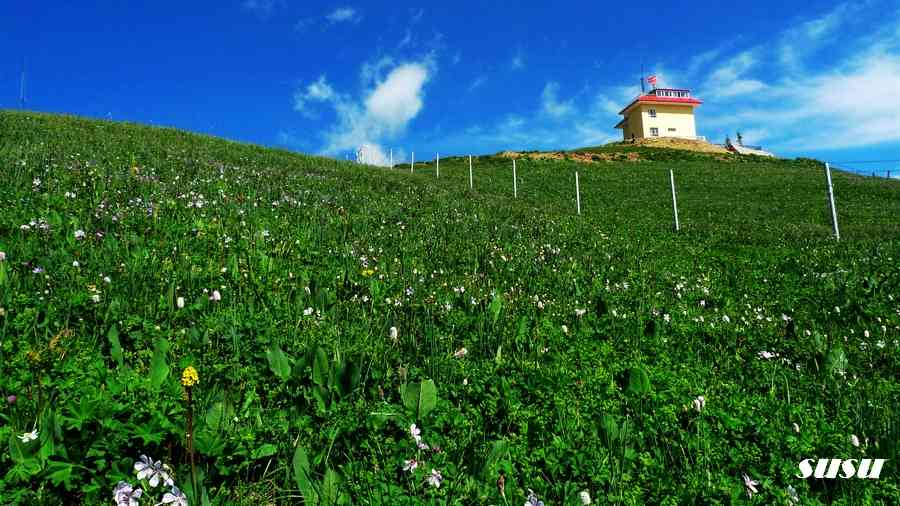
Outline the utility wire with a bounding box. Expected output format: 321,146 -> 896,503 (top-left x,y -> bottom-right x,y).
831,159 -> 900,164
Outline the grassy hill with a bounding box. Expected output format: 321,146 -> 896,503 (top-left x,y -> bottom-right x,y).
1,110 -> 898,504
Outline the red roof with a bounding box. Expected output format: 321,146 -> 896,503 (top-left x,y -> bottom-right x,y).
619,95 -> 702,115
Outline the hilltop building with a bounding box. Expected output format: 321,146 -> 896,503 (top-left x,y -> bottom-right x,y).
615,88 -> 703,141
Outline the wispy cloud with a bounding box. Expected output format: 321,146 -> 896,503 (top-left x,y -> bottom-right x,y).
540,82 -> 574,118
467,76 -> 488,93
326,7 -> 361,24
692,2 -> 900,151
242,0 -> 284,18
296,5 -> 362,32
511,50 -> 525,70
409,7 -> 425,24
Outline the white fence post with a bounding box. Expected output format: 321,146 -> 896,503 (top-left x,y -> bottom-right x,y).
669,169 -> 680,231
410,152 -> 414,173
469,155 -> 473,189
513,159 -> 518,198
825,162 -> 840,241
436,153 -> 440,178
575,171 -> 581,215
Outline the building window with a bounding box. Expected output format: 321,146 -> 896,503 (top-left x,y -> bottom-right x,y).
668,127 -> 677,132
650,127 -> 659,136
649,108 -> 657,118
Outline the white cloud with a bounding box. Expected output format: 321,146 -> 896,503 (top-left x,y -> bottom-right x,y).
291,60 -> 434,165
541,82 -> 574,118
356,143 -> 393,166
327,7 -> 361,24
364,64 -> 429,134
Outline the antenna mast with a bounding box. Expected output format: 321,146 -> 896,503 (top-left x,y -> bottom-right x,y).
640,62 -> 645,94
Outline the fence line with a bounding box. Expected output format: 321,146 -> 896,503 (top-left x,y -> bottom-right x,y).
825,162 -> 840,241
377,155 -> 885,239
669,169 -> 680,232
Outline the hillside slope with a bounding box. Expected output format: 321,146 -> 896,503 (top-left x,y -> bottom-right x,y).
1,111 -> 898,504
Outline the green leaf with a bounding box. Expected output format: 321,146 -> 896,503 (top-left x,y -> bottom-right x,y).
480,440 -> 509,479
107,324 -> 123,368
826,345 -> 847,376
418,379 -> 438,419
322,468 -> 341,506
47,461 -> 74,487
167,281 -> 175,312
337,359 -> 361,397
312,347 -> 329,386
292,446 -> 318,504
194,429 -> 225,457
489,292 -> 504,325
626,367 -> 652,396
149,338 -> 170,390
400,382 -> 419,413
265,345 -> 292,381
251,443 -> 277,459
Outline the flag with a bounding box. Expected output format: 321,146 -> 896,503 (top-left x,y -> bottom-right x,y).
647,75 -> 658,87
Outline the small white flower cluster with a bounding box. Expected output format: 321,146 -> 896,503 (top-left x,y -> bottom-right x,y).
20,218 -> 50,232
114,455 -> 188,506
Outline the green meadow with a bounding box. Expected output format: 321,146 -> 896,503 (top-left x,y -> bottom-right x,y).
1,111 -> 898,504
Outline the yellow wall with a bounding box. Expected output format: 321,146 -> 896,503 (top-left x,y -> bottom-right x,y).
622,109 -> 643,140
620,103 -> 697,140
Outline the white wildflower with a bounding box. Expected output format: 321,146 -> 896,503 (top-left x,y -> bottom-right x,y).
113,481 -> 143,506
18,429 -> 39,443
742,472 -> 759,499
158,486 -> 188,506
692,396 -> 706,412
579,490 -> 592,504
134,455 -> 174,488
426,468 -> 443,488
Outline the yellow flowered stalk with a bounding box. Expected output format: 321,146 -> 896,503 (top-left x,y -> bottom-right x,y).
182,366 -> 199,497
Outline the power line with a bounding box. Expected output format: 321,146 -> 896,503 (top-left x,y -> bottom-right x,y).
831,159 -> 900,164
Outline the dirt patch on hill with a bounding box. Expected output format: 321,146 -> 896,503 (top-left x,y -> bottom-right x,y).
628,137 -> 730,154
498,150 -> 641,163
498,137 -> 730,165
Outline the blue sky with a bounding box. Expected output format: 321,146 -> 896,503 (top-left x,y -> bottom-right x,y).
5,1 -> 900,173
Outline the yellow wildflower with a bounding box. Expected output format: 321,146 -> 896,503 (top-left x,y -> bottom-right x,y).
181,366 -> 199,387
361,269 -> 375,277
